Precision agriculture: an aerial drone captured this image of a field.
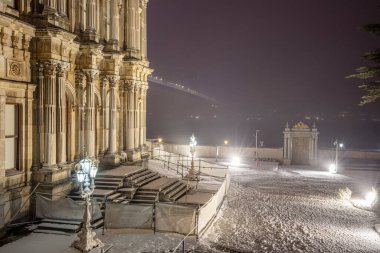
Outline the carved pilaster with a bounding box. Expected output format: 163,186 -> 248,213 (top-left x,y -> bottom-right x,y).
56,62 -> 69,165
75,71 -> 86,159
42,60 -> 58,168
107,75 -> 119,154
100,77 -> 108,155
126,80 -> 135,151
83,70 -> 98,157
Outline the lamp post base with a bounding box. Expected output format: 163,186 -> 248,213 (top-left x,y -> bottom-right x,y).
72,197 -> 104,253
72,231 -> 104,253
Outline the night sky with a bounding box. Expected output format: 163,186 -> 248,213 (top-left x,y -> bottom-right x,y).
146,0 -> 380,149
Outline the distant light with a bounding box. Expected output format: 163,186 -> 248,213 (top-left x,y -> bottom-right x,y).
231,156 -> 241,165
158,138 -> 163,143
224,140 -> 229,145
339,143 -> 344,148
329,163 -> 337,173
365,188 -> 377,206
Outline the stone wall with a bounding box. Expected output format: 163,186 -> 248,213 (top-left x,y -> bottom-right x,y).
160,143 -> 380,166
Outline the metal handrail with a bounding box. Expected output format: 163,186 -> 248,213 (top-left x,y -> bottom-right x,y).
171,224 -> 198,252
5,182 -> 40,226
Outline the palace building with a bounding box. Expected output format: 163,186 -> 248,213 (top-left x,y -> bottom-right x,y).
0,0 -> 152,228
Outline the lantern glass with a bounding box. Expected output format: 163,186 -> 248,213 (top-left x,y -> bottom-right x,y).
77,169 -> 86,183
89,164 -> 98,179
80,158 -> 92,174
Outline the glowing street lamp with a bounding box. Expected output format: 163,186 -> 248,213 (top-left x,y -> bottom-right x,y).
329,163 -> 337,174
186,134 -> 197,180
333,139 -> 344,173
365,188 -> 377,207
231,155 -> 241,166
72,155 -> 103,252
216,139 -> 229,162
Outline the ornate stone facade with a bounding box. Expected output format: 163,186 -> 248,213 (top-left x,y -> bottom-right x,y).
283,122 -> 319,166
0,0 -> 152,229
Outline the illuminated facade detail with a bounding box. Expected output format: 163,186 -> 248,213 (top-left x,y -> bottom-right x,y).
283,122 -> 319,166
0,0 -> 152,229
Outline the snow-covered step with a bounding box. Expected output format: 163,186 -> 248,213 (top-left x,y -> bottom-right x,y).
94,180 -> 122,187
162,181 -> 183,195
34,229 -> 73,236
91,219 -> 104,229
170,187 -> 188,201
106,192 -> 122,201
133,172 -> 157,184
37,222 -> 80,233
41,219 -> 82,226
136,174 -> 161,186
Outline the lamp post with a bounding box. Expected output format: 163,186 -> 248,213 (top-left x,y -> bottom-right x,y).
333,139 -> 344,173
186,134 -> 197,180
255,130 -> 260,167
72,154 -> 104,253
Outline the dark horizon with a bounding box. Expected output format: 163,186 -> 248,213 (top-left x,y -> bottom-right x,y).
146,0 -> 380,150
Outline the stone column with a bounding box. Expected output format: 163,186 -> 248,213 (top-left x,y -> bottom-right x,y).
100,77 -> 108,155
126,0 -> 138,49
134,83 -> 140,149
108,76 -> 119,154
37,63 -> 45,165
123,81 -> 128,149
126,80 -> 135,151
0,92 -> 5,229
84,70 -> 98,158
140,85 -> 148,147
119,84 -> 124,151
42,61 -> 57,168
43,0 -> 57,14
140,0 -> 148,58
57,0 -> 67,16
86,0 -> 96,32
56,63 -> 68,165
110,0 -> 120,43
75,71 -> 85,160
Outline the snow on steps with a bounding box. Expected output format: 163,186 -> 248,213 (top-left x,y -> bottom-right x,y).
161,180 -> 189,202
34,219 -> 81,235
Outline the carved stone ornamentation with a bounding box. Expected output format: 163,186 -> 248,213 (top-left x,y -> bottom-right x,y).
11,31 -> 19,49
107,75 -> 120,87
84,69 -> 98,83
43,60 -> 58,76
9,62 -> 21,76
57,62 -> 69,78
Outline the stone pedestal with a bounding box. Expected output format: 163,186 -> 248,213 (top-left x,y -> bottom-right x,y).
127,150 -> 141,162
101,154 -> 121,166
32,165 -> 73,200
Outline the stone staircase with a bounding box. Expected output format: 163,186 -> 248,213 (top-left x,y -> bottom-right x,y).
130,189 -> 158,204
125,168 -> 161,187
160,180 -> 189,202
34,219 -> 81,235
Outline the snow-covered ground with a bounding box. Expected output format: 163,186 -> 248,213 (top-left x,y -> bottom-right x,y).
197,164 -> 380,252
1,160 -> 379,253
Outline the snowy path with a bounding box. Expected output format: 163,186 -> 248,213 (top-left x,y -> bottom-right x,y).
198,166 -> 380,253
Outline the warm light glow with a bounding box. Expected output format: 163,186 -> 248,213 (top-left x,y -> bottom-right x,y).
158,138 -> 163,143
365,188 -> 377,206
329,163 -> 337,173
231,155 -> 241,165
224,140 -> 229,145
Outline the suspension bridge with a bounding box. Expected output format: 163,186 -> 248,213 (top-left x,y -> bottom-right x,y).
148,75 -> 219,104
